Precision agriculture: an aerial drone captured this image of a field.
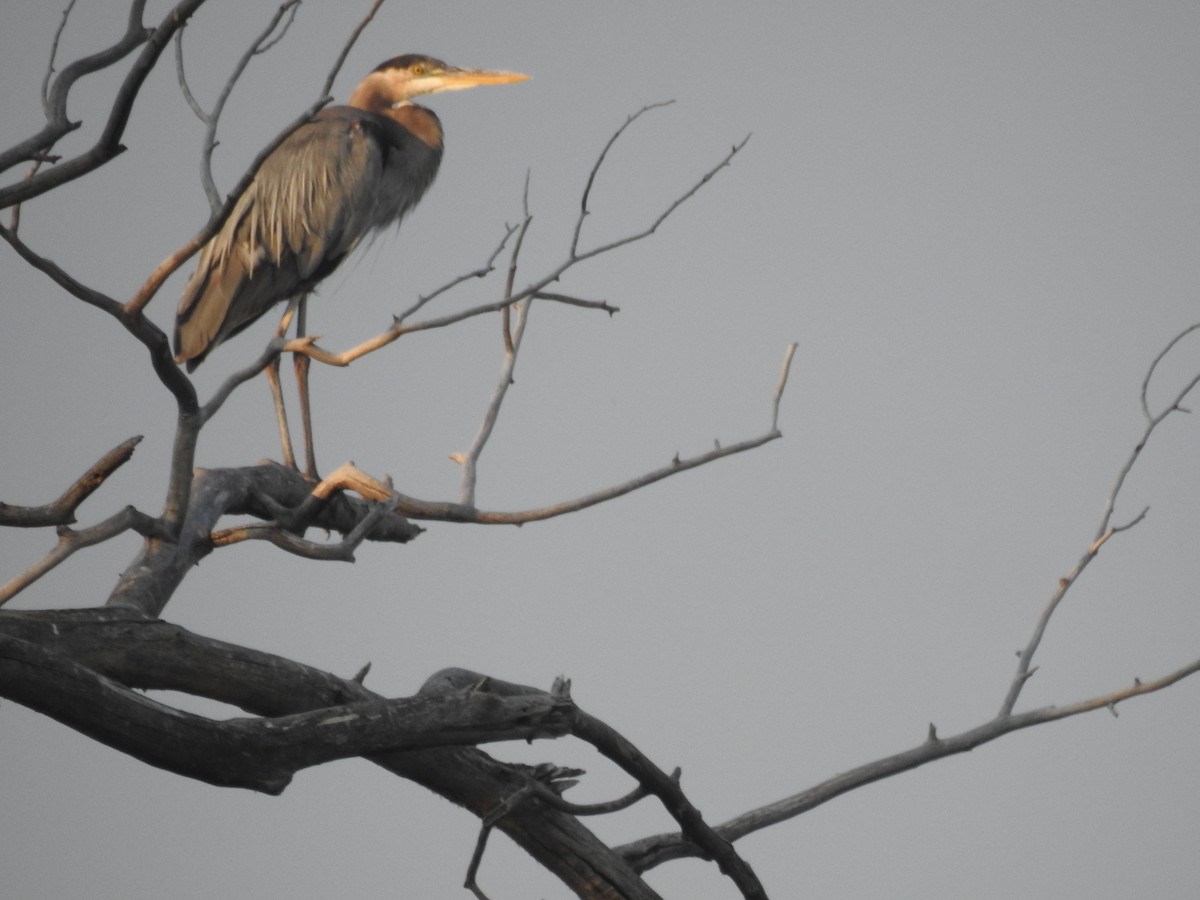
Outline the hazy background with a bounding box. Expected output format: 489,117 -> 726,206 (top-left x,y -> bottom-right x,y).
3,2 -> 1200,897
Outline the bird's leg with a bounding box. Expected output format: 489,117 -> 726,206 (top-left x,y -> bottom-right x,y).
268,298 -> 301,471
293,294 -> 319,480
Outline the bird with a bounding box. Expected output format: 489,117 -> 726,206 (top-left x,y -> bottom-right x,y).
174,54 -> 529,478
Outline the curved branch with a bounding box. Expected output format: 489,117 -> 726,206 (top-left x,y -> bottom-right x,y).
572,705 -> 766,899
572,101 -> 675,257
0,0 -> 207,208
0,222 -> 198,412
0,611 -> 661,899
179,0 -> 303,212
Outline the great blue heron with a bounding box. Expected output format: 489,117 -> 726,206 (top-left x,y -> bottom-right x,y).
174,54 -> 528,477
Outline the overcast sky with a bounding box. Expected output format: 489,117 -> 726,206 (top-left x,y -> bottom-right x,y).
3,2 -> 1200,898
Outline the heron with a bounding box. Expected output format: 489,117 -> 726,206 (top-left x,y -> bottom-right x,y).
174,55 -> 529,478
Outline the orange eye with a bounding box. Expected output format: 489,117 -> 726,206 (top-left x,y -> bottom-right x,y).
411,63 -> 425,75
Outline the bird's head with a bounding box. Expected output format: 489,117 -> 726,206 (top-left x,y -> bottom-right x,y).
349,54 -> 529,111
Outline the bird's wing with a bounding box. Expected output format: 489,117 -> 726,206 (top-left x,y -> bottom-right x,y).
174,108 -> 389,368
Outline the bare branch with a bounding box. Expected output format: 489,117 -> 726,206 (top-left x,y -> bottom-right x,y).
212,469 -> 395,560
0,0 -> 204,207
0,631 -> 573,792
572,705 -> 766,900
0,505 -> 162,607
398,431 -> 780,525
458,206 -> 535,507
572,101 -> 676,257
772,342 -> 798,431
41,0 -> 81,116
282,289 -> 605,367
320,0 -> 386,99
531,291 -> 619,314
172,29 -> 209,125
107,463 -> 420,616
0,436 -> 143,528
0,222 -> 198,413
251,2 -> 300,55
396,346 -> 795,524
619,656 -> 1200,874
394,224 -> 519,324
1140,322 -> 1200,421
1000,323 -> 1200,716
188,0 -> 305,212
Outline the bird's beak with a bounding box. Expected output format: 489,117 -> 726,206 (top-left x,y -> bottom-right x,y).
424,67 -> 530,94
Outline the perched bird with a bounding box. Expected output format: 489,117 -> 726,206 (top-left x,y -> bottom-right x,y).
174,54 -> 528,476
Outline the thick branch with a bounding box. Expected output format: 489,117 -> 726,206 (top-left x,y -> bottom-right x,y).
107,462 -> 421,616
0,628 -> 571,792
0,610 -> 661,899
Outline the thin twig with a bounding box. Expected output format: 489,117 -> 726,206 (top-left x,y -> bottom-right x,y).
172,29 -> 209,124
42,0 -> 81,116
535,772 -> 674,816
576,134 -> 751,264
0,0 -> 196,205
1140,322 -> 1200,421
393,224 -> 518,325
572,100 -> 675,257
193,0 -> 304,212
199,338 -> 288,425
320,0 -> 385,99
283,116 -> 746,378
211,496 -> 390,559
999,323 -> 1200,716
772,342 -> 798,432
458,199 -> 535,507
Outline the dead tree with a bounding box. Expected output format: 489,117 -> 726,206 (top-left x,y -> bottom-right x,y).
2,4 -> 1198,898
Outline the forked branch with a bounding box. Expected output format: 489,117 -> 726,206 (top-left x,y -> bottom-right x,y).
618,324 -> 1200,875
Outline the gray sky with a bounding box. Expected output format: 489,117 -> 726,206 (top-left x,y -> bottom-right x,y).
3,2 -> 1200,897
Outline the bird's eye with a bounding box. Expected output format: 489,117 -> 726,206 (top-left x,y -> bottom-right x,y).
412,63 -> 425,75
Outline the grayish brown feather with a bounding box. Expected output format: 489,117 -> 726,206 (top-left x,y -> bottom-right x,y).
174,104 -> 442,370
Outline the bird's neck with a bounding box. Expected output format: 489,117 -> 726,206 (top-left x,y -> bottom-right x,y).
347,74 -> 443,150
347,71 -> 397,113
